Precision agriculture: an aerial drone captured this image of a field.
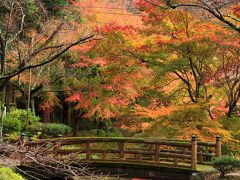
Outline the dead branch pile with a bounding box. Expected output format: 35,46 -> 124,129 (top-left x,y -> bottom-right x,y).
0,141 -> 100,179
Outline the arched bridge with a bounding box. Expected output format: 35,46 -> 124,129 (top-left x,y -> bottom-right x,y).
25,135 -> 221,171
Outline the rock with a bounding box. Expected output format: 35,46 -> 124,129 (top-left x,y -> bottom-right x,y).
190,172 -> 205,180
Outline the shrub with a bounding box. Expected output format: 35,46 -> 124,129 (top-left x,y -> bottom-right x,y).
3,109 -> 40,134
29,131 -> 42,141
0,167 -> 25,180
26,123 -> 71,138
76,129 -> 98,137
5,132 -> 21,142
46,123 -> 71,137
97,129 -> 106,137
212,156 -> 240,177
26,122 -> 47,136
78,119 -> 94,130
106,128 -> 123,137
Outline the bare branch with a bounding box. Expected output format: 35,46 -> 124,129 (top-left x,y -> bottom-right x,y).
144,0 -> 240,33
0,34 -> 95,80
6,1 -> 25,45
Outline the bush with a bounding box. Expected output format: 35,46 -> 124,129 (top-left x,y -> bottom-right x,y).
26,122 -> 47,136
0,167 -> 25,180
106,128 -> 123,137
4,132 -> 21,142
3,109 -> 40,134
76,129 -> 98,137
212,156 -> 240,177
26,123 -> 71,138
76,129 -> 123,137
96,129 -> 106,137
46,123 -> 71,137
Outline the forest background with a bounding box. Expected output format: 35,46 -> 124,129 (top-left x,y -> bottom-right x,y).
0,0 -> 239,156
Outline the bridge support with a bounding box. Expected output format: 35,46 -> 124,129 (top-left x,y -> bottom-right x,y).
119,142 -> 125,160
191,135 -> 197,170
86,141 -> 92,160
149,144 -> 154,160
216,135 -> 221,157
155,144 -> 160,163
173,158 -> 178,166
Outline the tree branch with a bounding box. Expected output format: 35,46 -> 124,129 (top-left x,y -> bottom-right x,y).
144,0 -> 240,33
0,34 -> 95,80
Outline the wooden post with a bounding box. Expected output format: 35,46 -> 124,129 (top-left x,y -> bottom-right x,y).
173,158 -> 178,166
216,135 -> 221,157
155,143 -> 160,163
138,153 -> 142,161
86,141 -> 91,160
191,135 -> 197,170
199,151 -> 203,163
119,142 -> 125,160
102,152 -> 107,160
149,144 -> 154,160
20,133 -> 27,147
183,147 -> 187,162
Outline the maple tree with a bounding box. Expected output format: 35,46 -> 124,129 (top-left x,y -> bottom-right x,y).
120,9 -> 218,117
25,0 -> 148,133
108,0 -> 239,146
62,28 -> 152,133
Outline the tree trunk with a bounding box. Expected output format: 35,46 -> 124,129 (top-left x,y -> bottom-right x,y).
206,108 -> 214,120
76,119 -> 81,135
227,105 -> 234,117
6,82 -> 15,112
0,87 -> 6,141
72,109 -> 78,136
42,109 -> 50,123
67,104 -> 71,126
31,98 -> 35,116
62,102 -> 71,126
227,100 -> 237,117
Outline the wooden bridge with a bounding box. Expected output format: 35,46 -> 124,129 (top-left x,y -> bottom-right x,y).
25,135 -> 221,171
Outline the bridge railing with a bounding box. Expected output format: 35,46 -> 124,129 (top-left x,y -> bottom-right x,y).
25,135 -> 221,170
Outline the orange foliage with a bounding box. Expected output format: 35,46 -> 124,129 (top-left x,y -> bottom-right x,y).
39,92 -> 60,112
134,104 -> 178,118
72,0 -> 143,28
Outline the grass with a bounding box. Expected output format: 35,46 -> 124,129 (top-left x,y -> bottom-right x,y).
196,164 -> 215,172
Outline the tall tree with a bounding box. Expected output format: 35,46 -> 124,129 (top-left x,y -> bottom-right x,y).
64,32 -> 151,133
135,0 -> 239,119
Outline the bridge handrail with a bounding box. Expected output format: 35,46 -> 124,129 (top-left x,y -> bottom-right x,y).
24,136 -> 221,170
26,137 -> 216,146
